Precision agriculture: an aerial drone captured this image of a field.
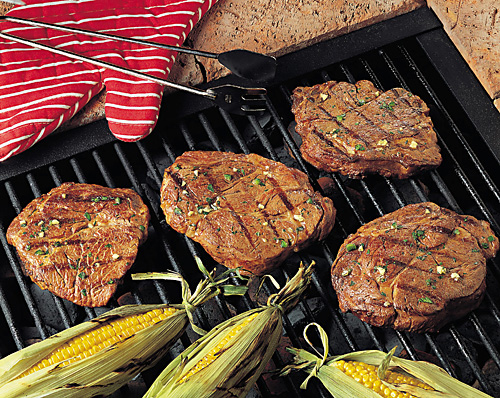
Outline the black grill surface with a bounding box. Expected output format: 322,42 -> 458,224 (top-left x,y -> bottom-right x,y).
1,8 -> 500,397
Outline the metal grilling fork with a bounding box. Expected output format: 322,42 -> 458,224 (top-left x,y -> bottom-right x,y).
0,18 -> 268,115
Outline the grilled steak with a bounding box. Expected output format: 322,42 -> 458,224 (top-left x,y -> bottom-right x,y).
160,151 -> 335,275
291,80 -> 442,178
7,183 -> 149,307
331,202 -> 498,333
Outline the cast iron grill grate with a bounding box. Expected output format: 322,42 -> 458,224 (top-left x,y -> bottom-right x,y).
0,8 -> 499,397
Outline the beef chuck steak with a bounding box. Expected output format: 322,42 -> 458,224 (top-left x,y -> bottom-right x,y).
160,151 -> 335,275
7,183 -> 149,307
291,80 -> 442,178
331,202 -> 499,333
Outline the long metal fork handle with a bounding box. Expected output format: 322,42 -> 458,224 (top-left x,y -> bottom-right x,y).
0,16 -> 219,59
0,31 -> 216,100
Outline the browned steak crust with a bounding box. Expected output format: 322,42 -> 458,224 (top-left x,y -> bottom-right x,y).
291,80 -> 442,178
7,183 -> 150,307
160,151 -> 336,275
331,202 -> 498,333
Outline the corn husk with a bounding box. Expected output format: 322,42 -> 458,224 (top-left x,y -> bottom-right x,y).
0,258 -> 247,398
279,323 -> 492,398
143,262 -> 315,398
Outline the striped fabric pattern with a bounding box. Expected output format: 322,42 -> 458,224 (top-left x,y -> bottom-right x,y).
0,0 -> 217,161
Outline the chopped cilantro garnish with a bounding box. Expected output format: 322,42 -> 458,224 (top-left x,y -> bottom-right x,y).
77,272 -> 87,279
346,243 -> 357,252
418,297 -> 434,304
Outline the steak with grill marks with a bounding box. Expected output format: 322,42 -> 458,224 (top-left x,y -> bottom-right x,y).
7,183 -> 149,307
160,151 -> 336,275
331,202 -> 499,333
291,80 -> 442,178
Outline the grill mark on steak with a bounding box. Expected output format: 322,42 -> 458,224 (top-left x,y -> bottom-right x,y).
161,151 -> 335,275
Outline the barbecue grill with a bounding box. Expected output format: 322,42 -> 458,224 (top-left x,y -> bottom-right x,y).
1,7 -> 500,397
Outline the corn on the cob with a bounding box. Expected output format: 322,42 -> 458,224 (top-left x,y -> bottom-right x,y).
143,262 -> 315,398
280,323 -> 493,398
0,258 -> 247,398
332,359 -> 432,398
19,307 -> 177,378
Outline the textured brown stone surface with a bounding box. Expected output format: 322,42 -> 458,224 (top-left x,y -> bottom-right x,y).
190,0 -> 425,81
427,0 -> 500,105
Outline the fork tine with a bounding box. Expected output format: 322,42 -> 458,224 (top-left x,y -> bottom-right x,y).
241,104 -> 267,113
243,88 -> 267,96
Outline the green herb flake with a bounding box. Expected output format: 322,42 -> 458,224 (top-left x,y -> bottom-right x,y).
105,244 -> 112,248
488,235 -> 495,242
224,174 -> 232,182
81,289 -> 87,297
355,144 -> 365,151
107,279 -> 115,284
412,229 -> 425,240
174,165 -> 181,170
84,212 -> 91,221
425,278 -> 436,287
25,244 -> 31,251
207,184 -> 215,193
174,208 -> 183,215
77,272 -> 87,279
53,242 -> 61,247
280,240 -> 289,248
306,198 -> 313,204
139,225 -> 145,232
381,292 -> 387,296
453,229 -> 460,235
349,281 -> 356,286
380,101 -> 396,111
34,249 -> 48,255
114,197 -> 121,205
481,242 -> 489,249
336,114 -> 346,121
418,297 -> 434,304
346,243 -> 357,252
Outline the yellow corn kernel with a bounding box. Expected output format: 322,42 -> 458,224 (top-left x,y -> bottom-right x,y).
19,307 -> 177,378
179,312 -> 260,384
331,360 -> 433,398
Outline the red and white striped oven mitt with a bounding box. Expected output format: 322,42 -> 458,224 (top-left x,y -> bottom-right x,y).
0,0 -> 217,161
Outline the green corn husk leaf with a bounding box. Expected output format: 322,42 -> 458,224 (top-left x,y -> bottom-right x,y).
0,258 -> 247,398
143,261 -> 315,398
132,257 -> 248,335
280,323 -> 493,398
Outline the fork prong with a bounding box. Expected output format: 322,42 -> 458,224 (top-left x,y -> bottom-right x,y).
241,96 -> 267,103
243,87 -> 267,96
241,105 -> 267,113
